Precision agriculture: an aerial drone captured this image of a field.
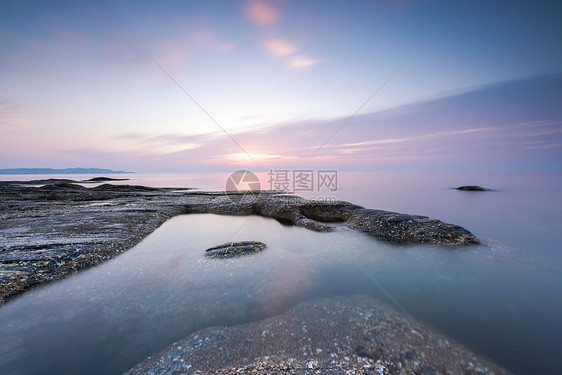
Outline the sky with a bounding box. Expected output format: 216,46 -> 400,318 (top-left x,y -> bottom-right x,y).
1,0 -> 561,172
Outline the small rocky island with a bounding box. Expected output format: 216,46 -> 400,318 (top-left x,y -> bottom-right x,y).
456,185 -> 491,191
205,241 -> 267,259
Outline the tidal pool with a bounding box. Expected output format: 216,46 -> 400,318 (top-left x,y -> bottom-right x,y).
0,212 -> 557,374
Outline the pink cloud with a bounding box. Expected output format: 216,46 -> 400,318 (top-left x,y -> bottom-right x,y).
263,38 -> 321,69
264,38 -> 298,57
245,0 -> 279,26
289,54 -> 321,68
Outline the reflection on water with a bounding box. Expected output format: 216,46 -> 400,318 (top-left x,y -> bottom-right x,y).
0,214 -> 374,374
0,204 -> 561,374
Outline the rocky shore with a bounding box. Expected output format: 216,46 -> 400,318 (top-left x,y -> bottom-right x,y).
0,180 -> 478,304
0,180 -> 505,374
126,294 -> 510,375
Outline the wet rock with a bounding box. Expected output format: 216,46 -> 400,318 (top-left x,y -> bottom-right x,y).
205,241 -> 266,259
346,208 -> 480,245
258,197 -> 478,245
456,185 -> 491,191
189,195 -> 479,245
298,201 -> 361,223
126,295 -> 511,375
91,184 -> 159,192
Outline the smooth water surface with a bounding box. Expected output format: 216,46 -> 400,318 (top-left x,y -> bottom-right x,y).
0,214 -> 401,374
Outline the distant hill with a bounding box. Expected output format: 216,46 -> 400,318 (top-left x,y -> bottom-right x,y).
0,168 -> 134,175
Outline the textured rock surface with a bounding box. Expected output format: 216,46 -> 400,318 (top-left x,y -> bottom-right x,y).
188,197 -> 480,246
205,241 -> 266,258
1,181 -> 479,304
126,295 -> 510,375
0,181 -> 187,304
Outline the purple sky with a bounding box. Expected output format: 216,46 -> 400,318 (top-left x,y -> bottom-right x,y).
1,1 -> 561,172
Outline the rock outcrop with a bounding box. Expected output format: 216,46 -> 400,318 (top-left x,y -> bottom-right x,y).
188,196 -> 479,245
205,241 -> 266,258
456,185 -> 491,191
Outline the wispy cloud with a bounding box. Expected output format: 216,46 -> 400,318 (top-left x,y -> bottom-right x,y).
264,38 -> 298,57
524,143 -> 562,150
225,152 -> 283,161
289,54 -> 321,68
341,128 -> 489,148
263,39 -> 321,69
246,1 -> 320,69
28,73 -> 562,171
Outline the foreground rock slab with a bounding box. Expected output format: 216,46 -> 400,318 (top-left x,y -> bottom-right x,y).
205,241 -> 266,259
1,181 -> 479,304
126,294 -> 510,375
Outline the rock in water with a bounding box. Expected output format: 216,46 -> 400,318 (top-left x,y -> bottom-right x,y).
125,295 -> 512,375
205,241 -> 266,259
456,185 -> 491,191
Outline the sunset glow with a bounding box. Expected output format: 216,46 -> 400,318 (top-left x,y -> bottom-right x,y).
0,0 -> 560,172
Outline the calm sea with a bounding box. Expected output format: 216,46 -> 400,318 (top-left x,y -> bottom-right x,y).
0,170 -> 561,374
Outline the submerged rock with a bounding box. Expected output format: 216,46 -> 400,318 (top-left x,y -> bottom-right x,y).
205,241 -> 266,259
456,185 -> 491,191
126,295 -> 511,375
